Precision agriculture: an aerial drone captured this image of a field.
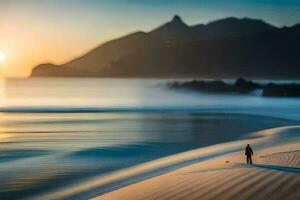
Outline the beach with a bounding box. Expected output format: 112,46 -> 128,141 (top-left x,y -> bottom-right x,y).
93,126 -> 300,200
2,2 -> 300,199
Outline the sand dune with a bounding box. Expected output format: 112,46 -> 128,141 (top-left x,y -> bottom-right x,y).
93,133 -> 300,200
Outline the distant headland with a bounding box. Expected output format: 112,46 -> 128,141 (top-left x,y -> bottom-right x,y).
31,15 -> 300,79
168,78 -> 300,97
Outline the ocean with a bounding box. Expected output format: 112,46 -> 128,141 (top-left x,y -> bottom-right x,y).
0,78 -> 300,199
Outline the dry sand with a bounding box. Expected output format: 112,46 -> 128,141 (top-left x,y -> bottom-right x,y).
93,140 -> 300,200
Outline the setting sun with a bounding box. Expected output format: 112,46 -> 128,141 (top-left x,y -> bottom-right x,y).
0,51 -> 6,62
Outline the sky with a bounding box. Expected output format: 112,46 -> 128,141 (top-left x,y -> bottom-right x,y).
0,0 -> 300,77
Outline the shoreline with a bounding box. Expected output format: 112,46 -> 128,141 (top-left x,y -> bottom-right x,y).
35,126 -> 300,200
93,130 -> 300,200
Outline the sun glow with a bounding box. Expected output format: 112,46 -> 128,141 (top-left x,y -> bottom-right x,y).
0,51 -> 6,63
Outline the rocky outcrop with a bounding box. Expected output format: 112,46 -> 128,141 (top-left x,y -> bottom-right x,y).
263,84 -> 300,97
169,78 -> 262,94
169,78 -> 300,97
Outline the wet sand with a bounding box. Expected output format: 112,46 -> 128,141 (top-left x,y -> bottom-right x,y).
93,128 -> 300,200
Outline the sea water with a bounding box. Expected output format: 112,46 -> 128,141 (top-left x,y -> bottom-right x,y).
0,78 -> 300,199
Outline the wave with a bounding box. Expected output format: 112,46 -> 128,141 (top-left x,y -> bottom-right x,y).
0,106 -> 209,113
0,106 -> 265,113
1,106 -> 300,123
0,105 -> 298,114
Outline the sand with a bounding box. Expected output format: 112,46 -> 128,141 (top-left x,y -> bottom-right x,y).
93,137 -> 300,200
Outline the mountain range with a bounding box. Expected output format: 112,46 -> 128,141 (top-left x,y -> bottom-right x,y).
31,15 -> 300,78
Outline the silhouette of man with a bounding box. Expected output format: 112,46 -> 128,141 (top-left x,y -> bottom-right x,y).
245,144 -> 253,164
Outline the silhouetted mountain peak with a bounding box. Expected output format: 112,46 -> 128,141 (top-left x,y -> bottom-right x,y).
168,15 -> 188,28
149,15 -> 188,36
31,16 -> 300,79
171,15 -> 184,23
154,15 -> 188,30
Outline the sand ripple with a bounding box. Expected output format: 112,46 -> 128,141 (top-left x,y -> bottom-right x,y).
95,142 -> 300,200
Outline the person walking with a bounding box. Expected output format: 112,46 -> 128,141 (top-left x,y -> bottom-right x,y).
245,144 -> 254,164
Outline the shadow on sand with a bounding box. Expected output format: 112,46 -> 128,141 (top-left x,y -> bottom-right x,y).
248,164 -> 300,173
186,163 -> 300,175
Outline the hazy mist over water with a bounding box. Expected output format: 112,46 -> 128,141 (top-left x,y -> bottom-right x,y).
0,78 -> 300,199
1,78 -> 300,116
